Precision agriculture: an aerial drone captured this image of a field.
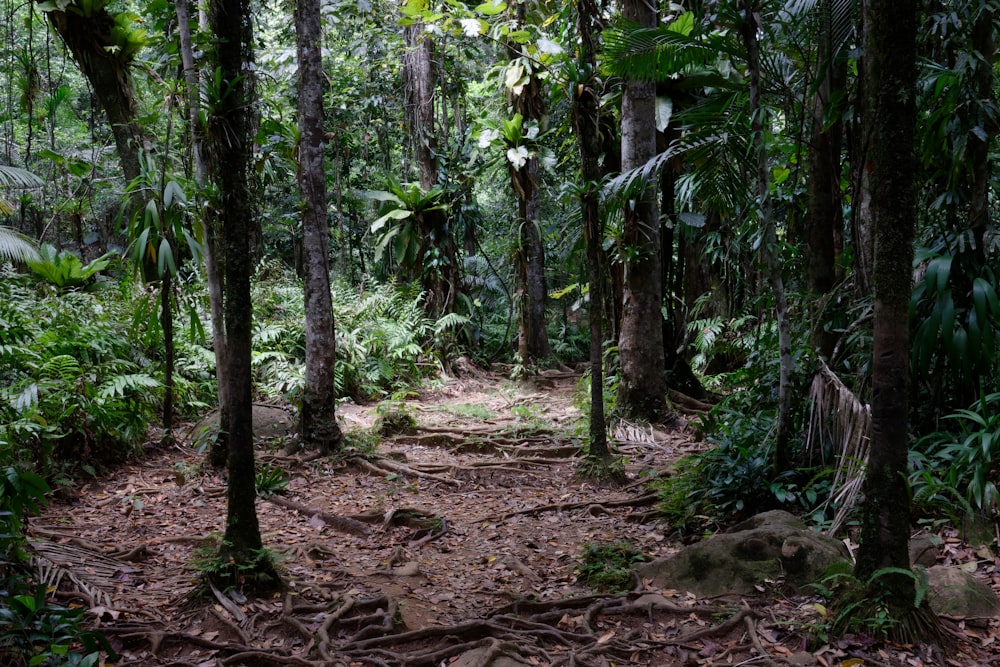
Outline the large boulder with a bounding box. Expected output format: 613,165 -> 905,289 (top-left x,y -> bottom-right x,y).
925,565 -> 1000,619
637,510 -> 851,596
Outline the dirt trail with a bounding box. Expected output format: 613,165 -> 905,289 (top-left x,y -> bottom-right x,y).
28,372 -> 999,666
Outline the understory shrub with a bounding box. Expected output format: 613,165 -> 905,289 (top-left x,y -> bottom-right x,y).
910,391 -> 1000,525
0,275 -> 159,477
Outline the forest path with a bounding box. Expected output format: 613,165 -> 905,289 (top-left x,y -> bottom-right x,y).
28,370 -> 995,665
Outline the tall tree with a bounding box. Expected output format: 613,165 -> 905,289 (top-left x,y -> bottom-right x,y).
507,1 -> 552,364
401,13 -> 457,319
804,0 -> 848,360
41,1 -> 145,192
174,0 -> 230,458
854,0 -> 921,627
297,0 -> 342,454
206,0 -> 277,587
573,0 -> 610,462
740,0 -> 793,470
616,0 -> 666,420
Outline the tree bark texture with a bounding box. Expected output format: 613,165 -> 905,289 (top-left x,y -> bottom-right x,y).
616,0 -> 665,420
297,0 -> 342,454
854,0 -> 917,610
174,0 -> 229,451
208,0 -> 272,584
806,33 -> 846,359
508,5 -> 551,363
404,24 -> 437,190
574,0 -> 608,459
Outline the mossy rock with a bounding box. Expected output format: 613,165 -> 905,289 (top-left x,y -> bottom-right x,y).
374,408 -> 417,436
925,565 -> 1000,619
636,510 -> 851,596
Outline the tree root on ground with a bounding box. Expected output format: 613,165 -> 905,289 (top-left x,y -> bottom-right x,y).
264,496 -> 371,536
95,590 -> 794,667
499,492 -> 660,520
347,454 -> 463,487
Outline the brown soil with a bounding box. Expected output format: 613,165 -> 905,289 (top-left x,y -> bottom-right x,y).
29,372 -> 1000,666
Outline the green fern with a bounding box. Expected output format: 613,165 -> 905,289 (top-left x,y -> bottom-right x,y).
98,373 -> 161,399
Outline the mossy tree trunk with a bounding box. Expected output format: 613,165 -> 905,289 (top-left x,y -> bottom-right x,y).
207,0 -> 278,589
854,0 -> 917,615
296,0 -> 341,455
616,0 -> 665,421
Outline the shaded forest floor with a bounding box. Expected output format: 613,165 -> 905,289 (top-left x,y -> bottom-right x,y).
29,369 -> 1000,666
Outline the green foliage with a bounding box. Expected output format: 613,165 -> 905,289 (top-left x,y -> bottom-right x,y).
910,391 -> 1000,520
0,467 -> 111,667
0,582 -> 110,667
255,465 -> 289,497
807,566 -> 931,643
367,178 -> 446,274
0,280 -> 159,476
910,248 -> 999,412
26,245 -> 114,291
192,540 -> 282,593
575,541 -> 648,593
373,402 -> 417,436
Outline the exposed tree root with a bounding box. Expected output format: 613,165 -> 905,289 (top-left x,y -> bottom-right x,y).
264,495 -> 371,536
347,454 -> 463,487
499,492 -> 660,519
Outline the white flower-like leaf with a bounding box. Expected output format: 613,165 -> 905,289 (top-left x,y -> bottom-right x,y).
506,145 -> 529,169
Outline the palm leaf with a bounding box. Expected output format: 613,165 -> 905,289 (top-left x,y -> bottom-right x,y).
0,165 -> 44,188
0,227 -> 39,263
805,359 -> 871,534
602,22 -> 743,82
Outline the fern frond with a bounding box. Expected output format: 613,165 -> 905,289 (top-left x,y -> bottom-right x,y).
98,373 -> 161,399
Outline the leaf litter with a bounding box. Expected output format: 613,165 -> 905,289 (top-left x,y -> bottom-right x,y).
29,372 -> 1000,666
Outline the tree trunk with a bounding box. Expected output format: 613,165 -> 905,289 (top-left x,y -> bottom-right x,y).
161,270 -> 174,444
296,0 -> 341,454
616,0 -> 665,420
574,0 -> 608,460
854,0 -> 917,616
741,0 -> 793,471
174,0 -> 229,457
968,4 -> 993,266
208,0 -> 277,589
506,2 -> 551,364
806,29 -> 846,360
43,4 -> 144,193
404,24 -> 437,190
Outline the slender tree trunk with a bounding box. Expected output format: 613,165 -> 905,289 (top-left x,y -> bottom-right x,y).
574,0 -> 608,460
207,0 -> 277,588
174,0 -> 229,456
616,0 -> 665,420
741,0 -> 793,470
854,0 -> 917,618
968,4 -> 993,267
806,26 -> 846,360
508,2 -> 550,364
297,0 -> 341,454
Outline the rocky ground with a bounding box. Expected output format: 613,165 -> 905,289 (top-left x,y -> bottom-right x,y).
28,370 -> 1000,666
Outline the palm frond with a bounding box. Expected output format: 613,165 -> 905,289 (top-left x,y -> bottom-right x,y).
0,165 -> 44,188
603,22 -> 743,82
0,227 -> 39,263
806,360 -> 871,534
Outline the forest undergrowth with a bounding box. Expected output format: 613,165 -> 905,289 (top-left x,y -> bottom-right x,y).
19,372 -> 1000,667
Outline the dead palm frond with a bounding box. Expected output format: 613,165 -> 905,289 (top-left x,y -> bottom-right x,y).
806,359 -> 871,534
